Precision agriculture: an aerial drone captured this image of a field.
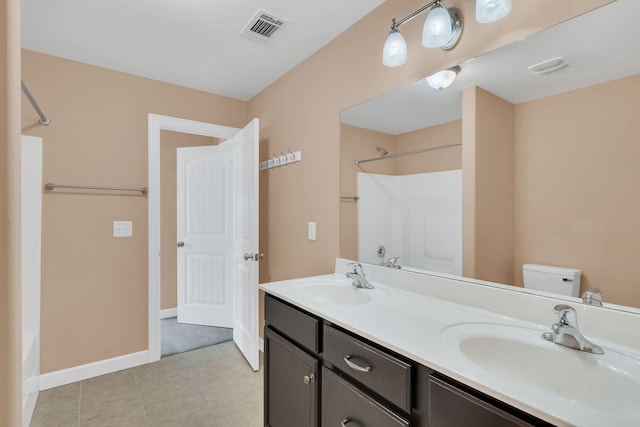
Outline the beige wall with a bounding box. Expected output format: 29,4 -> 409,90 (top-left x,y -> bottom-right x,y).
1,0 -> 22,425
248,0 -> 611,286
160,131 -> 218,310
21,50 -> 247,373
463,87 -> 515,284
395,120 -> 462,174
513,75 -> 640,307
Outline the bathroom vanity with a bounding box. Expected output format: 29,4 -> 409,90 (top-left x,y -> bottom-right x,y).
260,259 -> 640,427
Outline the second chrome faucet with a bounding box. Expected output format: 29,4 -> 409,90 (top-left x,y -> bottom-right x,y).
542,304 -> 604,354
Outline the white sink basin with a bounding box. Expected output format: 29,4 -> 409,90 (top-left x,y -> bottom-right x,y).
292,277 -> 373,306
441,323 -> 640,415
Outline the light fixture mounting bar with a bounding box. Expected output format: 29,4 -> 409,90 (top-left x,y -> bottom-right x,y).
393,0 -> 440,29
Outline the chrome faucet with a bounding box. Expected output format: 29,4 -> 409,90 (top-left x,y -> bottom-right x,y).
542,304 -> 604,354
346,262 -> 374,289
384,257 -> 401,269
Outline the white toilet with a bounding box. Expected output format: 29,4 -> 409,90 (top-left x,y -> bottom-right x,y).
523,264 -> 581,297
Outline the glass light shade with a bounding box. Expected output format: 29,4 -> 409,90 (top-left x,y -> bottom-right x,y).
422,4 -> 453,48
476,0 -> 512,23
426,68 -> 458,90
382,30 -> 407,67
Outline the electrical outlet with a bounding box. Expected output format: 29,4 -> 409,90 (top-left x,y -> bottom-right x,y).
113,221 -> 133,237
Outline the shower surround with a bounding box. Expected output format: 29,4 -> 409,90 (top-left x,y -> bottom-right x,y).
357,170 -> 461,274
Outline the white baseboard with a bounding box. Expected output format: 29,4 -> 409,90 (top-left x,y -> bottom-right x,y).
160,308 -> 177,319
259,337 -> 264,353
39,350 -> 149,391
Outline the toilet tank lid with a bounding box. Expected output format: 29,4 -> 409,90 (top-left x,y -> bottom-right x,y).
523,263 -> 581,277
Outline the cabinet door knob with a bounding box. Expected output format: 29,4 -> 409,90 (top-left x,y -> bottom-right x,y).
177,241 -> 184,248
341,418 -> 351,427
244,253 -> 254,261
303,373 -> 316,384
344,355 -> 372,373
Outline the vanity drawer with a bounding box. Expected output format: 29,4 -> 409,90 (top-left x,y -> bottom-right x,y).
322,367 -> 410,427
265,295 -> 320,354
427,376 -> 536,427
323,324 -> 412,412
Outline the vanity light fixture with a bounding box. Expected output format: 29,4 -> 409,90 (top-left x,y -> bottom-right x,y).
475,0 -> 512,23
382,0 -> 463,68
382,21 -> 408,67
425,65 -> 460,89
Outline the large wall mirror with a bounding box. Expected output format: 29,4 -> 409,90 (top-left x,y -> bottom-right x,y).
340,0 -> 640,311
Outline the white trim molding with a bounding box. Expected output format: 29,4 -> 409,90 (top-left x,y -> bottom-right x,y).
148,114 -> 239,363
39,351 -> 149,391
160,308 -> 177,319
259,337 -> 264,353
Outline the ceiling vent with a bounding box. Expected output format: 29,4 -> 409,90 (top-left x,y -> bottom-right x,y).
528,57 -> 570,75
241,9 -> 287,42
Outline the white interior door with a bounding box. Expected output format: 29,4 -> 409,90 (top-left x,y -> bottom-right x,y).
175,118 -> 260,370
177,144 -> 236,327
231,119 -> 260,371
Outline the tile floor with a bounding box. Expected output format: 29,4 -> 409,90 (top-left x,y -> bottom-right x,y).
30,341 -> 263,427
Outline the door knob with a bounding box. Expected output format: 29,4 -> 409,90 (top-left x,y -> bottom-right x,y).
244,253 -> 254,261
303,373 -> 316,384
177,241 -> 184,248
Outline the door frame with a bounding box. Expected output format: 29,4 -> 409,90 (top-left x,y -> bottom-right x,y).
147,113 -> 240,362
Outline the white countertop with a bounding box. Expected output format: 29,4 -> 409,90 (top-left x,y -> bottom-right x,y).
260,259 -> 640,427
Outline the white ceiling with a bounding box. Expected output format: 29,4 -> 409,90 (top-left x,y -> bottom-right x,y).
341,0 -> 640,135
21,0 -> 385,101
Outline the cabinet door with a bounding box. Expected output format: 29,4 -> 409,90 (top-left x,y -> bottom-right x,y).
265,327 -> 318,427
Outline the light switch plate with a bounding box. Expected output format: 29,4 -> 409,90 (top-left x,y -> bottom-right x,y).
113,220 -> 133,237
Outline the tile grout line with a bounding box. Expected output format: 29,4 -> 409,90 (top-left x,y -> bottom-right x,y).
131,367 -> 150,425
77,382 -> 82,427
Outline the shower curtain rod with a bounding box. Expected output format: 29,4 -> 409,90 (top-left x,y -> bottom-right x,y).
354,142 -> 461,165
21,80 -> 51,126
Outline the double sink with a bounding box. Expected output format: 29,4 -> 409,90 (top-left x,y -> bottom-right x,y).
278,273 -> 640,424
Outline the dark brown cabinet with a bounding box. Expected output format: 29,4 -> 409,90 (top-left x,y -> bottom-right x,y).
324,324 -> 412,413
264,295 -> 321,427
322,367 -> 410,427
264,294 -> 554,427
264,327 -> 319,427
426,376 -> 536,427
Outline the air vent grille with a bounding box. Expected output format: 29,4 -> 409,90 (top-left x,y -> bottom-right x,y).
241,9 -> 287,41
528,57 -> 569,75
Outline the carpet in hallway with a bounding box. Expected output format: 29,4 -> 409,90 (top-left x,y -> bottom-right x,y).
161,317 -> 233,357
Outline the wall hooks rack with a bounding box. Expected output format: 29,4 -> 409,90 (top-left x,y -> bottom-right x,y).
260,150 -> 302,171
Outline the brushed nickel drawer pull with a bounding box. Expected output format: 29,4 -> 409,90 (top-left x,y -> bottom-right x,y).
344,355 -> 372,372
341,418 -> 351,427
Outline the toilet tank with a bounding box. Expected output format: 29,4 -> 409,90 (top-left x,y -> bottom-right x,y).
522,264 -> 581,297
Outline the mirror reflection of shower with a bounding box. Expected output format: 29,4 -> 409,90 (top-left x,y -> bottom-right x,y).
357,170 -> 462,275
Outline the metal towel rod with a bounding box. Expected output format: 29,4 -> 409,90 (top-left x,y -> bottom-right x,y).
45,182 -> 148,195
